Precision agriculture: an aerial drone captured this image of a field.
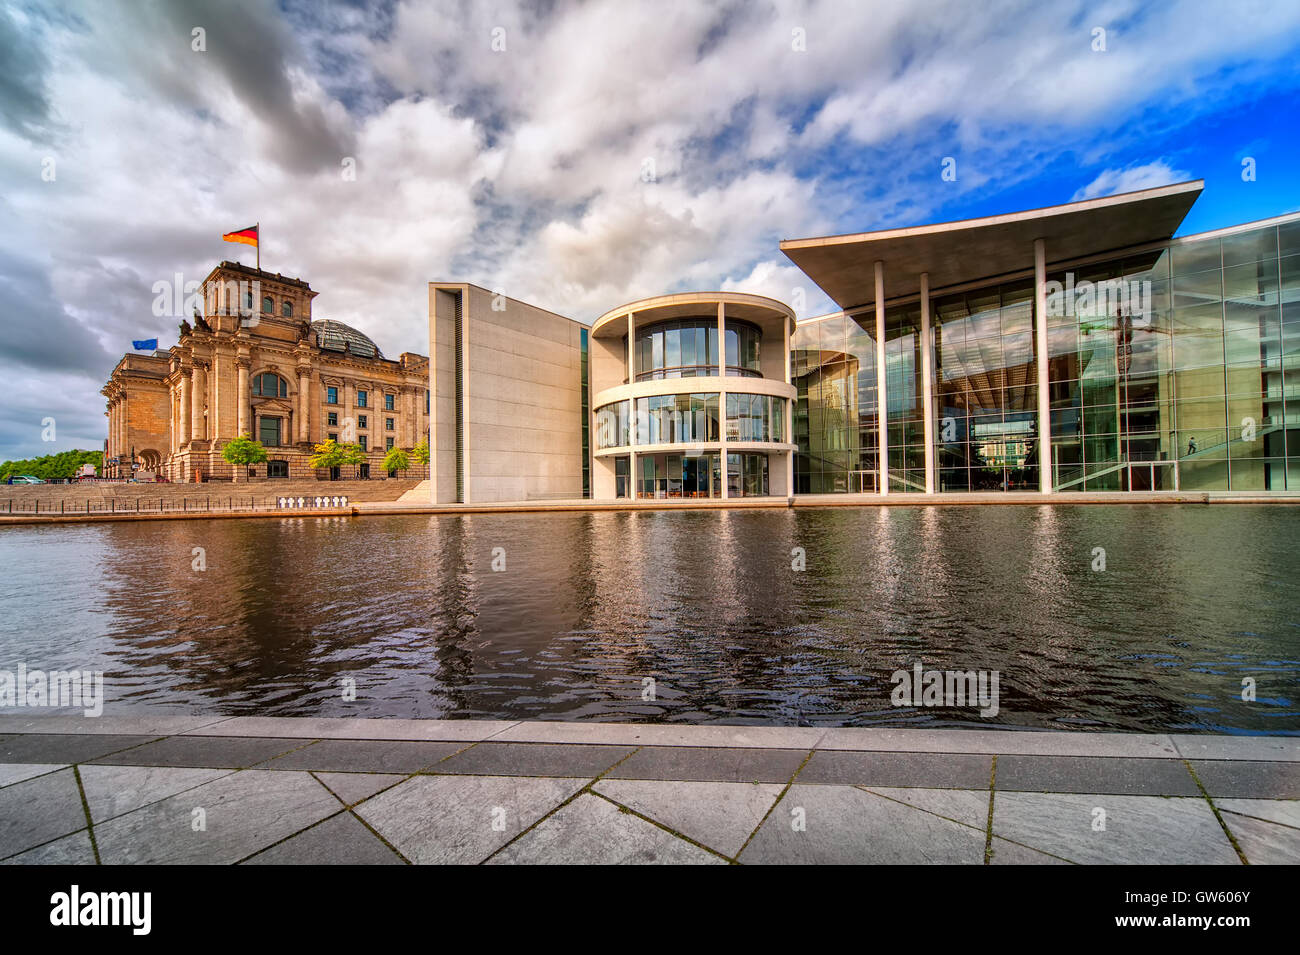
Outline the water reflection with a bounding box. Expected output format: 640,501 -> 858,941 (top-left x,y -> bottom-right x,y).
1,506 -> 1297,732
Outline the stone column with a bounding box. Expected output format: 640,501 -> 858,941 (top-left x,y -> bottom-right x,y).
920,272 -> 935,493
236,358 -> 250,437
1034,238 -> 1053,493
298,367 -> 311,442
875,260 -> 888,496
191,363 -> 206,441
180,369 -> 192,446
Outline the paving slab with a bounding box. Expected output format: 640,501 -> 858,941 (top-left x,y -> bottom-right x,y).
1172,735 -> 1300,762
0,768 -> 89,859
1214,798 -> 1300,829
995,755 -> 1200,795
430,742 -> 634,778
314,772 -> 407,806
78,764 -> 235,822
1189,760 -> 1300,798
739,784 -> 987,864
592,779 -> 784,857
354,774 -> 585,864
93,769 -> 340,865
242,812 -> 405,865
0,763 -> 65,788
991,792 -> 1239,865
605,746 -> 807,783
859,786 -> 991,829
1220,812 -> 1300,864
799,751 -> 992,789
987,837 -> 1072,865
0,734 -> 156,765
87,735 -> 310,769
0,714 -> 230,736
817,728 -> 1180,758
488,793 -> 724,864
183,717 -> 518,742
493,721 -> 826,749
1,829 -> 96,865
264,739 -> 464,774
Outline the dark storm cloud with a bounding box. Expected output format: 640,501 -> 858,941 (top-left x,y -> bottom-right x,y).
0,250 -> 114,374
101,0 -> 357,174
0,5 -> 52,138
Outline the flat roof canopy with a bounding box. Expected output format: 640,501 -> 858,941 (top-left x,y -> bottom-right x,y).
781,180 -> 1203,311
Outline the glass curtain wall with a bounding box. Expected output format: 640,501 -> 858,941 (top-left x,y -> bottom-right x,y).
885,302 -> 926,491
933,281 -> 1038,491
791,314 -> 879,492
636,394 -> 720,444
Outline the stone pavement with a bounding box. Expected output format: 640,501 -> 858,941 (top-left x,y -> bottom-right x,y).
0,715 -> 1296,865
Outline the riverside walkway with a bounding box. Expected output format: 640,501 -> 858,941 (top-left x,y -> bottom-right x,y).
0,715 -> 1296,865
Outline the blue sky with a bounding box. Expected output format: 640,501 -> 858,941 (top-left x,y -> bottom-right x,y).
1,0 -> 1299,460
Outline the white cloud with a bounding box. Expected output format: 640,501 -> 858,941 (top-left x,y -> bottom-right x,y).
1071,160 -> 1195,201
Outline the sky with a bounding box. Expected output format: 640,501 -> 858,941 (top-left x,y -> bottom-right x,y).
2,0 -> 1299,460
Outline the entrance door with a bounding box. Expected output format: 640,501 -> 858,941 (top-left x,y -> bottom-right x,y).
359,463 -> 371,479
267,460 -> 288,479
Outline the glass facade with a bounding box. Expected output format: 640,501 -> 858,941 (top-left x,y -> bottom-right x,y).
594,399 -> 631,449
792,314 -> 879,492
935,281 -> 1038,491
631,320 -> 719,380
790,216 -> 1300,493
636,393 -> 720,444
637,452 -> 721,498
726,393 -> 782,442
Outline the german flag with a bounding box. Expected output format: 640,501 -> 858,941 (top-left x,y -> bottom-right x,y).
222,224 -> 258,247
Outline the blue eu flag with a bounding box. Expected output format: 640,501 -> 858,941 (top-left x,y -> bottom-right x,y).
132,339 -> 158,351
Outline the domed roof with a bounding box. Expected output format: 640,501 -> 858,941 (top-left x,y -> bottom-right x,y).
311,319 -> 383,359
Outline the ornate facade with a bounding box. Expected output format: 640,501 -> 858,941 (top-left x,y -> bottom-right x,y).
102,262 -> 429,482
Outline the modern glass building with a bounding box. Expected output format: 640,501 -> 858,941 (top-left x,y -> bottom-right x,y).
783,181 -> 1300,494
588,293 -> 796,499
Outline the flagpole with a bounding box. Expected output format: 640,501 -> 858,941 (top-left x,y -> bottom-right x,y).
256,221 -> 260,273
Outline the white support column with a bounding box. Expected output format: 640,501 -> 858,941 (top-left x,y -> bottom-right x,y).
1034,238 -> 1053,493
920,272 -> 935,494
627,311 -> 636,499
785,313 -> 794,497
718,300 -> 728,499
875,260 -> 888,496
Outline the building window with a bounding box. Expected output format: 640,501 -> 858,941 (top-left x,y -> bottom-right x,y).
385,417 -> 394,431
327,412 -> 338,426
359,435 -> 367,451
259,416 -> 282,447
282,300 -> 293,317
252,372 -> 288,397
326,386 -> 338,404
358,415 -> 368,429
262,296 -> 273,314
425,389 -> 429,413
385,437 -> 394,451
357,390 -> 368,407
244,290 -> 253,310
328,432 -> 337,442
385,394 -> 395,410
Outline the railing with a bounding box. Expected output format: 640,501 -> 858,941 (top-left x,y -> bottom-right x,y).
2,495 -> 353,516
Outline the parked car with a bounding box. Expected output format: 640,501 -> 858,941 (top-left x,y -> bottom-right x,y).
6,474 -> 44,484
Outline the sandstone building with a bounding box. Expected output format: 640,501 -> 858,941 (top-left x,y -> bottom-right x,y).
102,262 -> 430,481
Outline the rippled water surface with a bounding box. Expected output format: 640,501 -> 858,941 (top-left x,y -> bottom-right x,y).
1,506 -> 1298,732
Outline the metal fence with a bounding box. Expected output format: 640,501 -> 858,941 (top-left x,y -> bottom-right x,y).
3,495 -> 353,516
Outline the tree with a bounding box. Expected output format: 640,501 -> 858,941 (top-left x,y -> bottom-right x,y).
309,438 -> 366,479
382,446 -> 410,475
0,449 -> 101,482
411,438 -> 429,466
221,434 -> 268,482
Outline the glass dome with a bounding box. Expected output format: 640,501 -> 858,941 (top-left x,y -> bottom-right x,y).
310,319 -> 383,359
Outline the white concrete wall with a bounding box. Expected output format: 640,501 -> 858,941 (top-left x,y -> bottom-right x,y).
462,285 -> 586,503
